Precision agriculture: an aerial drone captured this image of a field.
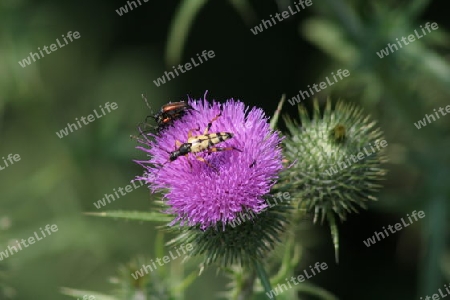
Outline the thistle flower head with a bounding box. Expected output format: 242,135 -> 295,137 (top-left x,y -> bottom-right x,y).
279,98 -> 387,262
281,98 -> 388,223
136,93 -> 284,230
283,99 -> 386,221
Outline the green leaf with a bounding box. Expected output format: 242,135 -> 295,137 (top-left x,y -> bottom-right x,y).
165,0 -> 210,66
84,211 -> 171,222
270,94 -> 286,130
295,282 -> 339,300
271,236 -> 302,285
165,0 -> 257,66
302,18 -> 359,63
60,287 -> 116,300
173,270 -> 198,293
404,0 -> 431,20
155,231 -> 166,277
254,260 -> 276,300
227,0 -> 257,26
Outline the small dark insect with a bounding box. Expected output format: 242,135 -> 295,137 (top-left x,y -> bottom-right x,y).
167,112 -> 242,170
142,94 -> 192,133
331,124 -> 346,143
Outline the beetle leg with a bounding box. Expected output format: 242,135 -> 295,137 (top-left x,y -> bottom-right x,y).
195,156 -> 218,172
203,112 -> 222,135
207,146 -> 242,153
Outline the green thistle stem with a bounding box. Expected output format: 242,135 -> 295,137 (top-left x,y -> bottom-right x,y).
235,270 -> 256,300
419,193 -> 447,296
254,260 -> 275,300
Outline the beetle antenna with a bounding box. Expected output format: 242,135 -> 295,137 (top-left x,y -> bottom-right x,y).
142,93 -> 156,116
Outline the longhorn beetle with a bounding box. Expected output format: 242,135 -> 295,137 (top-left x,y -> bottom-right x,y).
141,94 -> 193,133
167,112 -> 242,170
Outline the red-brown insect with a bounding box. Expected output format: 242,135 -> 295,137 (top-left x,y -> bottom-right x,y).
154,101 -> 192,131
141,95 -> 193,133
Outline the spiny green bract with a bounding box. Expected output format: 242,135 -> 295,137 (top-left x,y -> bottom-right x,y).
279,98 -> 388,261
168,196 -> 292,269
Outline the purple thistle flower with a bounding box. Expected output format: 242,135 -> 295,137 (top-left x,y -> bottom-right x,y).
135,92 -> 284,230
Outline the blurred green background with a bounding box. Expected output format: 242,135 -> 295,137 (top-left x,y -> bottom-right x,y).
1,0 -> 450,299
